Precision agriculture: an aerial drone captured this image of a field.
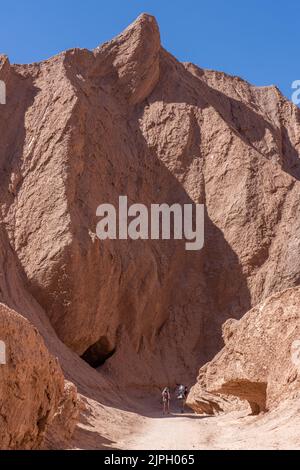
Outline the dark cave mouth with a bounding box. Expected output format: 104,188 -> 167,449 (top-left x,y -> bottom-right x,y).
81,336 -> 116,368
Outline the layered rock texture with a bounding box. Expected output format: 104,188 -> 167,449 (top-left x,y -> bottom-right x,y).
0,301 -> 80,449
0,14 -> 300,448
0,302 -> 63,449
188,287 -> 300,415
0,223 -> 82,449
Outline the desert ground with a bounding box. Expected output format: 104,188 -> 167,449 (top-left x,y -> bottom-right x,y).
72,396 -> 300,450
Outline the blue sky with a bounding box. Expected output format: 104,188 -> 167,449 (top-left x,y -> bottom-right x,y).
0,0 -> 298,100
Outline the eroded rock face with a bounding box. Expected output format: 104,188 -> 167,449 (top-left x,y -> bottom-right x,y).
43,381 -> 82,449
188,287 -> 300,415
0,14 -> 300,392
0,223 -> 81,449
0,303 -> 64,449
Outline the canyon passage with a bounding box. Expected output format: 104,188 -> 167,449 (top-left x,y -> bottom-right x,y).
0,14 -> 300,450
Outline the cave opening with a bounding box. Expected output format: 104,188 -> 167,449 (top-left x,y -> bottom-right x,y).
81,336 -> 116,368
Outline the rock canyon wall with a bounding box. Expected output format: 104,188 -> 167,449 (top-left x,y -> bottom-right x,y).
0,14 -> 300,447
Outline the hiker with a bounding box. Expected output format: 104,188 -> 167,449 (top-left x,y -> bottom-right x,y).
161,387 -> 171,415
176,384 -> 188,413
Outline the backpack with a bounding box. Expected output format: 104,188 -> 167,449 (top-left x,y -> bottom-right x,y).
177,385 -> 185,399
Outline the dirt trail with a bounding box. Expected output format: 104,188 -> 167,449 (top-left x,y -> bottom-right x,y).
119,413 -> 217,450
72,395 -> 300,450
117,406 -> 300,450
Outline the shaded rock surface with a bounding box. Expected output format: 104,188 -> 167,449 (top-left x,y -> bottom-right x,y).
1,14 -> 300,392
0,13 -> 300,448
188,287 -> 300,415
0,302 -> 65,449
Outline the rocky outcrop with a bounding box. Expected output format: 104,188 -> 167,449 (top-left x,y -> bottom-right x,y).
1,16 -> 300,451
93,13 -> 160,105
188,287 -> 300,415
43,381 -> 82,449
1,14 -> 300,393
0,222 -> 82,449
0,303 -> 66,449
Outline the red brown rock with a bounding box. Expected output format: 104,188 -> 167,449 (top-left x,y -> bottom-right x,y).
0,302 -> 66,449
1,14 -> 300,391
0,14 -> 300,448
0,219 -> 82,449
188,287 -> 300,415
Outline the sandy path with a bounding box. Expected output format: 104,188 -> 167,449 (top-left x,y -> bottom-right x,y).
118,404 -> 300,450
119,412 -> 247,450
73,396 -> 300,450
121,414 -> 213,450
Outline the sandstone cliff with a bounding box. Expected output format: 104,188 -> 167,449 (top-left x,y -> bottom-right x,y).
188,287 -> 300,415
0,302 -> 77,449
1,14 -> 300,391
0,14 -> 300,448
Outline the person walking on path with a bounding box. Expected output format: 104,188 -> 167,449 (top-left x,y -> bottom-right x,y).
176,384 -> 188,413
162,387 -> 171,415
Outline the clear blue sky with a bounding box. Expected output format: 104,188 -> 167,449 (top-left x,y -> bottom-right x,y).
0,0 -> 299,100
